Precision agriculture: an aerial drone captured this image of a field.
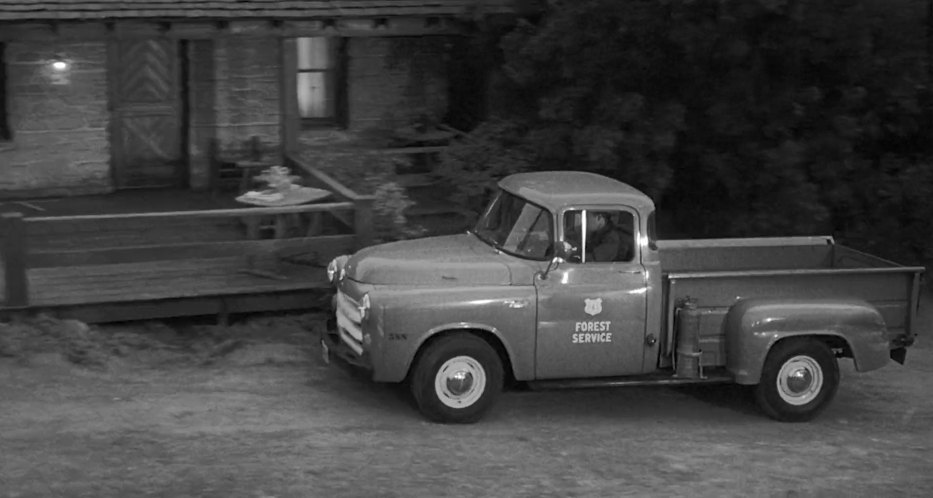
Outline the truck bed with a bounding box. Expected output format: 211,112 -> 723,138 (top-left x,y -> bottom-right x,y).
657,237 -> 925,368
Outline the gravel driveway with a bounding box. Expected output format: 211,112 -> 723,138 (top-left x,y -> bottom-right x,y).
1,306 -> 931,498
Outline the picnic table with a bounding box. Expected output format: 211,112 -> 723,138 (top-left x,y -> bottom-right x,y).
235,186 -> 332,239
234,185 -> 333,280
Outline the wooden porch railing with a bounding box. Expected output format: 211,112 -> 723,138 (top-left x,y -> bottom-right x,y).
1,212 -> 28,308
0,158 -> 374,311
285,153 -> 375,248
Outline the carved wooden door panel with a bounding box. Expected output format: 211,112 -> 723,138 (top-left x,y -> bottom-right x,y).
110,39 -> 185,188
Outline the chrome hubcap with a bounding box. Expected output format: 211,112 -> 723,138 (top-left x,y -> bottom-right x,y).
446,370 -> 474,396
785,367 -> 813,394
435,356 -> 486,409
777,355 -> 823,406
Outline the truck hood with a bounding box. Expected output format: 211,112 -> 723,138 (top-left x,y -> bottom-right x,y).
344,234 -> 514,285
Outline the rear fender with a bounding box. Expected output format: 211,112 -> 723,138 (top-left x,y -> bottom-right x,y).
725,298 -> 888,385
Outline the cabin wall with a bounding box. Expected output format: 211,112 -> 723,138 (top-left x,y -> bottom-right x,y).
0,40 -> 111,196
298,36 -> 450,146
187,37 -> 282,190
0,31 -> 454,196
347,36 -> 448,131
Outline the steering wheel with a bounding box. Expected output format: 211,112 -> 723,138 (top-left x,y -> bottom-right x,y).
566,244 -> 582,263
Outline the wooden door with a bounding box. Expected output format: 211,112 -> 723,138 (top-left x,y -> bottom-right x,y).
109,39 -> 185,188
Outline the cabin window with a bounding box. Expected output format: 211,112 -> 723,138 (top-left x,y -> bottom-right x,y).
296,37 -> 345,127
0,43 -> 10,141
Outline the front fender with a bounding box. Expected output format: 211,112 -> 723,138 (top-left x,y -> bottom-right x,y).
373,286 -> 536,383
403,320 -> 519,379
725,298 -> 889,385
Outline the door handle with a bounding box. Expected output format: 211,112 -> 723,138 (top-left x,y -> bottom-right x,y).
504,299 -> 528,309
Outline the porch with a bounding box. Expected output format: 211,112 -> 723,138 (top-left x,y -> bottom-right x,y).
0,156 -> 371,323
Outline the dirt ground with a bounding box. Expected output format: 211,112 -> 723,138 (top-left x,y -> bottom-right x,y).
2,300 -> 932,498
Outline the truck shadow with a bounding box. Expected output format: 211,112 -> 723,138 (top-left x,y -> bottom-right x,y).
303,341 -> 764,423
304,352 -> 417,416
502,383 -> 763,423
666,384 -> 760,417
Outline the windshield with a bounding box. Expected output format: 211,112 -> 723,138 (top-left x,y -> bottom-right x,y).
472,189 -> 554,260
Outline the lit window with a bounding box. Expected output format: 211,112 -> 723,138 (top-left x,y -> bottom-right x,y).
296,37 -> 338,121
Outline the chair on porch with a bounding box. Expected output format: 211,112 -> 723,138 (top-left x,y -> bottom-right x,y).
208,136 -> 278,198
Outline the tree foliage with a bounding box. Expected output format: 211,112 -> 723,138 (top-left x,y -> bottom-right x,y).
438,0 -> 931,267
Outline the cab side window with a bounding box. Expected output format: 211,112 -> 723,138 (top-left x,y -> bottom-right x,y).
563,210 -> 635,263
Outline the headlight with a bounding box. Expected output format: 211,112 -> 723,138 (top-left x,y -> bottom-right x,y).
326,259 -> 337,282
327,255 -> 349,283
358,293 -> 371,320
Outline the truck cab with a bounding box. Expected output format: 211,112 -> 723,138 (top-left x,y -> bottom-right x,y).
323,171 -> 923,424
492,173 -> 662,380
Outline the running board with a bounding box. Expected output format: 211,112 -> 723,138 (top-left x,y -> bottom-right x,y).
528,371 -> 734,390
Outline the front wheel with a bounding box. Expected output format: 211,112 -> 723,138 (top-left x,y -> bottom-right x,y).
755,338 -> 839,422
409,334 -> 503,424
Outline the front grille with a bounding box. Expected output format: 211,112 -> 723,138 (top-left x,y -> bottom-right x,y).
335,289 -> 364,355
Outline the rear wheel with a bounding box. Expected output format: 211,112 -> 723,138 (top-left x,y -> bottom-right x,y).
755,338 -> 839,422
410,334 -> 503,424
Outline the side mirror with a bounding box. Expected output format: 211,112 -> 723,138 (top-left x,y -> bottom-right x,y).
540,241 -> 572,280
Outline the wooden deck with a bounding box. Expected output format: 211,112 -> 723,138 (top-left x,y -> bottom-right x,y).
20,256 -> 331,323
0,157 -> 374,323
27,257 -> 327,306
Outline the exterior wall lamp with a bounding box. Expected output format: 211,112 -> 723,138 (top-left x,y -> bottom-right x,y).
46,56 -> 72,85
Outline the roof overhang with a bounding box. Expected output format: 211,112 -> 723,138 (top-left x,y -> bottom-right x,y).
0,0 -> 516,40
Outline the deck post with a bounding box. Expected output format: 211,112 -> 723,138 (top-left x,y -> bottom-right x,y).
353,195 -> 375,249
1,212 -> 29,308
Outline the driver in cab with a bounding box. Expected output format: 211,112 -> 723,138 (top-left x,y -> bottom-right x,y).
566,211 -> 632,263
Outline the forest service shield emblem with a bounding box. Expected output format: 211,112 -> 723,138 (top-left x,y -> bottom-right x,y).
584,298 -> 602,316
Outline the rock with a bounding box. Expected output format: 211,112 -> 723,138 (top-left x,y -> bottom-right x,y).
61,319 -> 90,336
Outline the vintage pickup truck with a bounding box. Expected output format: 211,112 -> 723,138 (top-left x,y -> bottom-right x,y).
323,171 -> 924,424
